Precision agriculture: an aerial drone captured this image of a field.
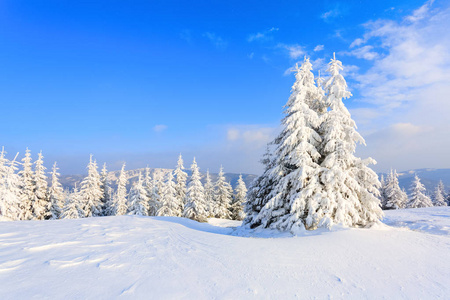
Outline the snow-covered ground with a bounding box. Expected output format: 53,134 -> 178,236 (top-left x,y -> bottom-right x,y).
0,208 -> 449,299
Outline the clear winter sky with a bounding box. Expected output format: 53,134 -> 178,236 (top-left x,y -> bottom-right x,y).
1,0 -> 449,175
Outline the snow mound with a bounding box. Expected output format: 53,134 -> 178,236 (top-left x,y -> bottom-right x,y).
0,208 -> 449,299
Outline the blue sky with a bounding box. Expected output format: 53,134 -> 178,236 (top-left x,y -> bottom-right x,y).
1,0 -> 449,174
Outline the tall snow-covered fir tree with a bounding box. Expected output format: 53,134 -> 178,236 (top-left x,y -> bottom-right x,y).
231,174 -> 247,221
128,172 -> 150,216
33,151 -> 50,220
147,169 -> 161,216
61,186 -> 83,219
432,180 -> 447,207
407,175 -> 433,208
174,154 -> 188,211
183,158 -> 207,222
0,153 -> 22,220
18,148 -> 34,220
214,166 -> 233,219
246,58 -> 324,232
79,155 -> 103,217
318,54 -> 382,228
204,170 -> 215,217
113,163 -> 128,216
48,162 -> 64,219
383,169 -> 408,210
157,172 -> 182,217
379,175 -> 387,209
100,163 -> 113,216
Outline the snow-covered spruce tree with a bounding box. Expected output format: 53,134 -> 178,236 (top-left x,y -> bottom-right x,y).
100,163 -> 113,216
318,54 -> 382,228
48,162 -> 64,219
243,145 -> 277,227
384,169 -> 408,210
432,180 -> 447,207
18,148 -> 34,220
214,166 -> 233,219
0,153 -> 22,220
79,155 -> 103,217
61,186 -> 83,219
183,158 -> 207,222
174,154 -> 188,211
113,163 -> 128,216
379,174 -> 388,209
249,58 -> 325,232
157,172 -> 182,217
147,170 -> 161,216
128,172 -> 150,216
204,170 -> 215,217
231,174 -> 247,221
407,175 -> 433,208
33,151 -> 50,220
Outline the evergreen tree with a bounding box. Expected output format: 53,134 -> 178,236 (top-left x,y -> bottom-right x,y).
147,169 -> 161,216
18,148 -> 34,220
48,162 -> 64,219
100,163 -> 113,216
214,166 -> 233,219
432,180 -> 447,207
183,158 -> 207,222
128,173 -> 150,216
0,153 -> 22,220
384,169 -> 408,210
61,186 -> 83,219
318,54 -> 382,228
33,151 -> 50,220
407,175 -> 433,208
113,163 -> 128,216
231,174 -> 247,221
379,174 -> 388,209
204,170 -> 215,217
174,154 -> 188,211
79,155 -> 103,217
249,58 -> 324,232
157,172 -> 181,217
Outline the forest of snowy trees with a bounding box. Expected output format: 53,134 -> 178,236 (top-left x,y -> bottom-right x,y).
0,149 -> 247,222
243,54 -> 449,233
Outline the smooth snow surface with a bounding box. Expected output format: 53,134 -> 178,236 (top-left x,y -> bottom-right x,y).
1,208 -> 449,299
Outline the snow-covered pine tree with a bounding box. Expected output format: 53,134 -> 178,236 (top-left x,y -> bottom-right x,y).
174,154 -> 188,211
379,174 -> 387,209
384,169 -> 408,210
318,53 -> 382,228
183,158 -> 207,222
157,172 -> 181,217
18,148 -> 34,220
0,153 -> 22,220
214,166 -> 233,219
204,170 -> 215,217
147,169 -> 161,216
249,58 -> 325,232
33,151 -> 50,220
113,163 -> 128,216
79,155 -> 103,217
243,145 -> 277,227
407,175 -> 433,208
432,180 -> 447,207
61,186 -> 83,219
128,172 -> 150,216
48,162 -> 64,219
100,163 -> 113,216
231,174 -> 247,221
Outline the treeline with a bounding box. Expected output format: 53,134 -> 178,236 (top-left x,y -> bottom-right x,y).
0,149 -> 247,222
380,170 -> 449,209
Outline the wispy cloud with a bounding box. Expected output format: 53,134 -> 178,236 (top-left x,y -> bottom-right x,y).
153,125 -> 168,132
203,32 -> 227,49
314,44 -> 324,52
247,27 -> 279,42
277,43 -> 305,59
342,45 -> 379,60
321,3 -> 348,22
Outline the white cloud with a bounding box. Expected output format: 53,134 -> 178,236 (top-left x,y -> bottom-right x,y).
278,43 -> 305,59
226,125 -> 278,152
203,32 -> 227,49
405,0 -> 434,22
321,8 -> 341,21
314,45 -> 324,52
153,125 -> 168,132
247,27 -> 279,42
343,45 -> 379,60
